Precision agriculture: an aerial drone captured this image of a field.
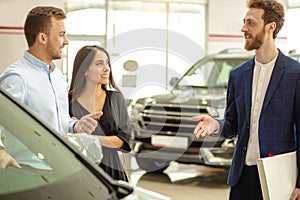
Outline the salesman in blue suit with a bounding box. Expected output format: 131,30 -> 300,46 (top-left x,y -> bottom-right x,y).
193,0 -> 300,199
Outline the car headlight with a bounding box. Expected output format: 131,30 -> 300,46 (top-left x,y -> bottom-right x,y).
128,99 -> 147,120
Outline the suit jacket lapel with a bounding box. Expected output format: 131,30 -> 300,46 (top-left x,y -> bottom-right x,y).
262,52 -> 285,109
243,59 -> 254,116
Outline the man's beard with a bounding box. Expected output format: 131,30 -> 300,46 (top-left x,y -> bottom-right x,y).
47,44 -> 63,60
244,26 -> 265,51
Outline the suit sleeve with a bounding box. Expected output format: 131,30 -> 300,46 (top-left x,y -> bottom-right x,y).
295,77 -> 300,188
218,71 -> 239,139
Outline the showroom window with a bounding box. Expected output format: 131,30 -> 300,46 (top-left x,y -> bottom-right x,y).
64,0 -> 206,100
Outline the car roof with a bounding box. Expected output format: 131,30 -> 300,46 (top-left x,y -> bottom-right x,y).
288,49 -> 300,61
210,48 -> 254,59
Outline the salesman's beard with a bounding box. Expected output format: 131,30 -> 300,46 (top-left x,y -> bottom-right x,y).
244,26 -> 265,51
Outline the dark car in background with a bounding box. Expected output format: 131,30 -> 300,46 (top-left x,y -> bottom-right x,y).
128,49 -> 254,172
0,87 -> 171,200
289,49 -> 300,62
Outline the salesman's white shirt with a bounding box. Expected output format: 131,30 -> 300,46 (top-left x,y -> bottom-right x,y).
245,55 -> 277,165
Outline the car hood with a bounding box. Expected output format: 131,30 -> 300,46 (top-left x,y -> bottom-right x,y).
123,186 -> 172,200
140,87 -> 227,108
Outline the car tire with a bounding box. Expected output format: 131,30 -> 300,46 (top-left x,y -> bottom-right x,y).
136,157 -> 170,173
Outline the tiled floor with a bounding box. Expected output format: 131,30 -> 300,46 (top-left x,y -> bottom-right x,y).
124,153 -> 230,200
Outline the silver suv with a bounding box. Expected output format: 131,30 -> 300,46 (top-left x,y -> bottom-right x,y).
129,49 -> 254,172
289,49 -> 300,62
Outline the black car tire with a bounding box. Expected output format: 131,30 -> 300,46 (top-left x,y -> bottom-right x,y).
136,157 -> 170,173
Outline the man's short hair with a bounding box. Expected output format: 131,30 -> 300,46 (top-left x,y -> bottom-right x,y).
247,0 -> 285,39
24,6 -> 66,47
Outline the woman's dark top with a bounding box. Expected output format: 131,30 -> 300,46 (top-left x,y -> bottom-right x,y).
69,90 -> 132,182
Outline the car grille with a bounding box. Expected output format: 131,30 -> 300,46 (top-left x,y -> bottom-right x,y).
138,103 -> 210,134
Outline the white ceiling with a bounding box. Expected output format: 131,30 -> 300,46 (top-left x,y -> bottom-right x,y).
64,0 -> 208,13
64,0 -> 300,11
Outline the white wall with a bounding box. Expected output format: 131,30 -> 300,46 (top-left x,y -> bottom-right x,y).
206,0 -> 294,54
0,0 -> 64,73
0,0 -> 299,74
285,8 -> 300,52
207,0 -> 245,53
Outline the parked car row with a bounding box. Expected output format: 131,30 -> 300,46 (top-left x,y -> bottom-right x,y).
0,48 -> 298,199
289,49 -> 300,62
128,48 -> 300,172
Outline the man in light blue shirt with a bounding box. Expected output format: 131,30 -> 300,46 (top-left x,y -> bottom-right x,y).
1,51 -> 72,134
0,6 -> 100,169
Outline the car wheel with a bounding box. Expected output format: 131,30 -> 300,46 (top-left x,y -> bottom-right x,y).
136,157 -> 170,173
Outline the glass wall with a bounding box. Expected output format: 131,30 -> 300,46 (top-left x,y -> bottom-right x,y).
64,0 -> 206,100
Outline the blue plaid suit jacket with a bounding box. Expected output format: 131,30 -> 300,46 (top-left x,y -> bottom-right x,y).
219,50 -> 300,187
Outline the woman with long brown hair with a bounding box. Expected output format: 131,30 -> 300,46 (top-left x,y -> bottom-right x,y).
68,45 -> 132,181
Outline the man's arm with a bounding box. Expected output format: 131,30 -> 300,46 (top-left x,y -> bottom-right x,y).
288,76 -> 300,200
0,74 -> 27,169
192,115 -> 220,138
71,112 -> 102,134
0,73 -> 26,103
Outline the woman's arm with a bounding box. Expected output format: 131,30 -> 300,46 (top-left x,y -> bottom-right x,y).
97,135 -> 123,148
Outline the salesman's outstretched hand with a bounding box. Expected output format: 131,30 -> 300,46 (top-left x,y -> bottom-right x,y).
73,112 -> 103,134
0,149 -> 21,169
192,115 -> 220,138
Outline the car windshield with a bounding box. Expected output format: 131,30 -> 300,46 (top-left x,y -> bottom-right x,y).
290,54 -> 300,62
0,88 -> 132,200
177,57 -> 248,88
